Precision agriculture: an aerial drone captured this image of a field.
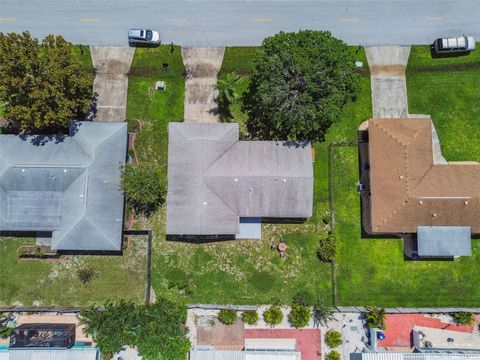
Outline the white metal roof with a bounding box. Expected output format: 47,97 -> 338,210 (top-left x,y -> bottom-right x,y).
0,348 -> 99,360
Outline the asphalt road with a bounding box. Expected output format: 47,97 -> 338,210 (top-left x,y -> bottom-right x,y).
1,1 -> 479,46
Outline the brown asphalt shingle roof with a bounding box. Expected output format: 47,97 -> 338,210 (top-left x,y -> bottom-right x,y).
368,118 -> 480,233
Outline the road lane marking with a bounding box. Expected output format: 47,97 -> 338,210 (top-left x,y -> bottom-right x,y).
425,16 -> 443,21
0,18 -> 15,22
252,18 -> 273,23
166,18 -> 187,23
80,18 -> 100,22
338,17 -> 358,22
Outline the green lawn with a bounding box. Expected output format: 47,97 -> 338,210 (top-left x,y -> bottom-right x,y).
72,45 -> 93,72
332,146 -> 480,306
0,237 -> 147,306
407,45 -> 480,161
126,45 -> 185,166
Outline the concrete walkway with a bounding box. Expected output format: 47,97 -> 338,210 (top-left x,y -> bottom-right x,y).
366,46 -> 410,118
182,47 -> 225,123
89,46 -> 135,122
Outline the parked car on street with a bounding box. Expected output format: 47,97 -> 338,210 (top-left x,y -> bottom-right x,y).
433,35 -> 475,54
128,29 -> 161,47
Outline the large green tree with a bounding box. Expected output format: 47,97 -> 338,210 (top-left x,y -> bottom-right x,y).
243,30 -> 359,141
80,299 -> 190,360
121,163 -> 166,215
0,32 -> 93,134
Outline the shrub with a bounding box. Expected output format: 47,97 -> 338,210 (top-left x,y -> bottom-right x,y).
288,304 -> 311,328
218,309 -> 237,325
242,310 -> 259,325
366,306 -> 386,329
317,232 -> 336,262
452,312 -> 474,325
263,305 -> 283,326
326,351 -> 341,360
325,329 -> 342,348
80,298 -> 190,359
292,291 -> 314,307
313,299 -> 335,327
77,267 -> 95,285
0,313 -> 14,339
121,163 -> 166,215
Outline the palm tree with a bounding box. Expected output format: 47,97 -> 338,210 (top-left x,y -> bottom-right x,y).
313,299 -> 335,328
366,306 -> 386,329
214,72 -> 240,121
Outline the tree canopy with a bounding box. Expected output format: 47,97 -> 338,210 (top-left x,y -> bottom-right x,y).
79,299 -> 190,360
121,162 -> 166,215
0,32 -> 93,134
243,30 -> 359,141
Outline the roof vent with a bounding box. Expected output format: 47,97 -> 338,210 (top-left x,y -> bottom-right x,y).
21,169 -> 25,173
64,169 -> 67,173
464,201 -> 469,205
234,178 -> 238,183
249,187 -> 253,192
432,213 -> 437,218
419,200 -> 423,205
283,178 -> 287,183
399,175 -> 404,180
203,201 -> 208,205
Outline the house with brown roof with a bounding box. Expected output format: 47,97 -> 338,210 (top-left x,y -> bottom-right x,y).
358,117 -> 479,258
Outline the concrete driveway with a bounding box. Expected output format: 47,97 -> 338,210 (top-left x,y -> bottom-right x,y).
366,46 -> 410,118
90,46 -> 135,122
182,47 -> 225,123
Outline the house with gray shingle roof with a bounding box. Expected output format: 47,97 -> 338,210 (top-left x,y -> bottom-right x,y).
0,121 -> 127,252
166,122 -> 313,238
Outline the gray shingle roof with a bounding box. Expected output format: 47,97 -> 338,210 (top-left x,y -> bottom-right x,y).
166,123 -> 313,235
0,122 -> 127,251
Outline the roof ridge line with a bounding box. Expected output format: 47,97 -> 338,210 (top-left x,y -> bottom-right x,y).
372,121 -> 405,146
84,215 -> 119,249
74,123 -> 125,164
379,195 -> 411,228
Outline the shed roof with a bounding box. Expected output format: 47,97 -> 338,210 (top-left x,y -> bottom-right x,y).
367,118 -> 480,234
0,122 -> 127,251
166,123 -> 313,235
417,226 -> 471,257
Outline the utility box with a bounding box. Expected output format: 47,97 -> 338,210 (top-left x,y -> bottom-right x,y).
155,81 -> 166,91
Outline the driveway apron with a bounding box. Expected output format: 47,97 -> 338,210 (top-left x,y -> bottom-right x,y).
182,47 -> 225,123
89,46 -> 135,122
366,46 -> 410,118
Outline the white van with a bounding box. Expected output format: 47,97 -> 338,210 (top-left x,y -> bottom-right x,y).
433,36 -> 475,53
